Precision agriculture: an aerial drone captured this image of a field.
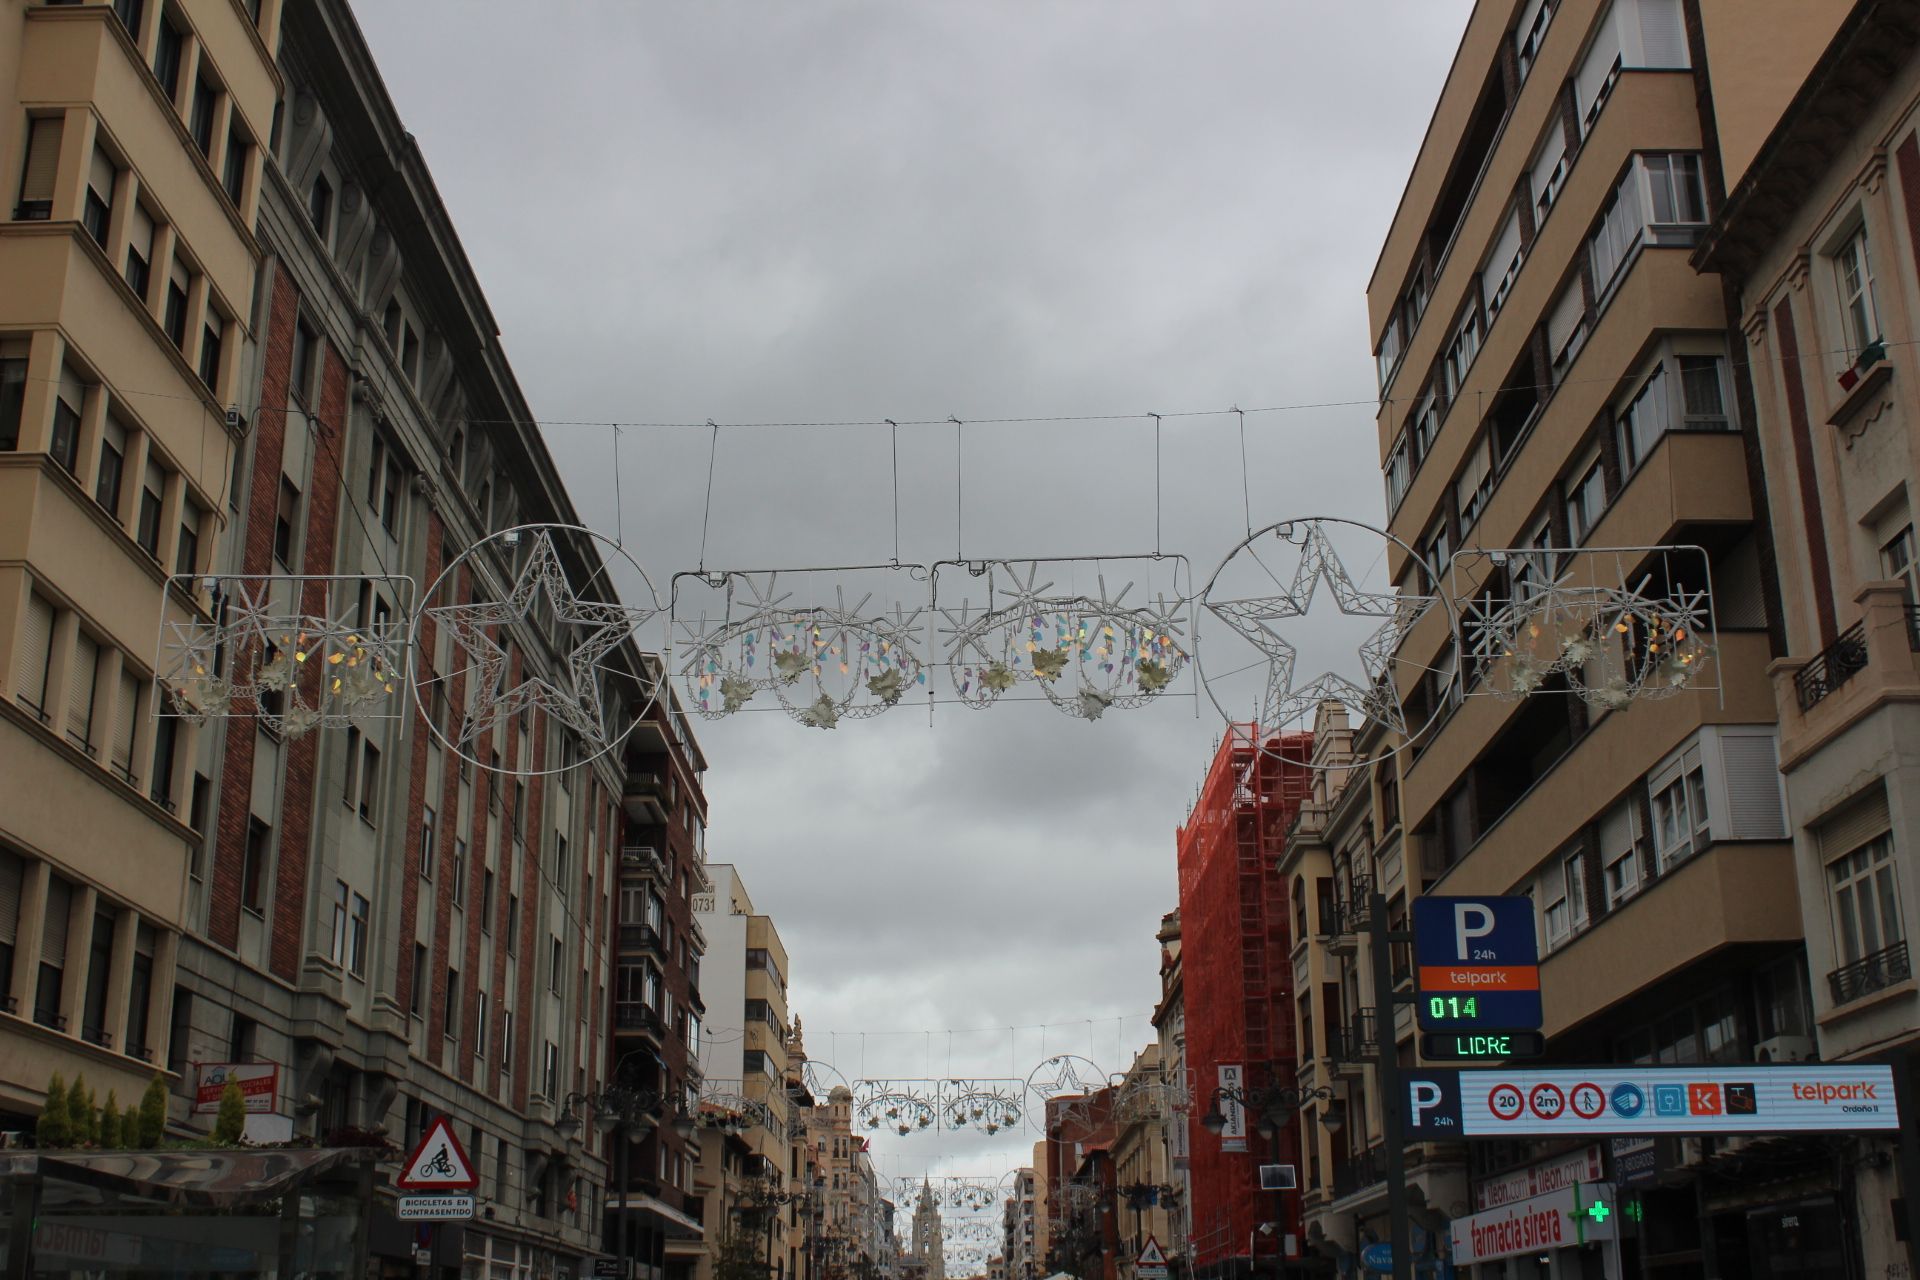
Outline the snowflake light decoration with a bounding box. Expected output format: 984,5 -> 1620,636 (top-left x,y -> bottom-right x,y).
413,525 -> 661,776
1197,518 -> 1452,767
672,569 -> 927,728
696,1081 -> 781,1135
1451,545 -> 1719,709
156,574 -> 412,738
934,559 -> 1190,720
855,1081 -> 940,1135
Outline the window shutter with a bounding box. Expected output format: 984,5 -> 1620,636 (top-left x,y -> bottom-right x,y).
129,202 -> 155,259
1482,210 -> 1525,314
1455,436 -> 1493,511
145,457 -> 165,501
1817,785 -> 1891,859
1546,284 -> 1586,362
103,413 -> 127,455
1719,732 -> 1785,839
58,366 -> 85,416
88,147 -> 115,202
113,671 -> 139,772
1634,0 -> 1689,67
135,919 -> 156,958
20,117 -> 62,204
67,631 -> 99,743
0,849 -> 23,946
42,875 -> 72,966
169,253 -> 189,296
1575,6 -> 1624,123
1514,0 -> 1549,51
1530,125 -> 1568,215
15,592 -> 54,712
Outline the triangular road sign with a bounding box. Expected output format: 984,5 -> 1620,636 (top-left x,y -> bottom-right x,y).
1137,1237 -> 1167,1268
398,1117 -> 478,1190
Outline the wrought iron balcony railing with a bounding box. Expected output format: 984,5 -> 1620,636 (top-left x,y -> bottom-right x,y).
1795,622 -> 1868,711
1829,940 -> 1911,1007
1331,1144 -> 1387,1200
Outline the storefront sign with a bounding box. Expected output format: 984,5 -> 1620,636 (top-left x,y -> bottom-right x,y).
1452,1183 -> 1617,1264
1217,1065 -> 1247,1152
192,1063 -> 279,1114
1404,1066 -> 1900,1138
1475,1145 -> 1605,1211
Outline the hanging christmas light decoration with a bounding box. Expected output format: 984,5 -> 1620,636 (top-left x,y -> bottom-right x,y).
943,1084 -> 1025,1135
156,574 -> 412,738
672,568 -> 927,727
934,558 -> 1191,720
1452,545 -> 1719,710
855,1082 -> 940,1135
695,1081 -> 782,1136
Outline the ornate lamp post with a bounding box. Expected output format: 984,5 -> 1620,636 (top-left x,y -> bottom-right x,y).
557,1084 -> 699,1280
1200,1081 -> 1341,1280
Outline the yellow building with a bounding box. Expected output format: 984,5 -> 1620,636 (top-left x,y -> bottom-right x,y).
0,0 -> 276,1129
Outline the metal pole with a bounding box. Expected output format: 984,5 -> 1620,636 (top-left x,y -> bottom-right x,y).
619,1128 -> 631,1279
1367,891 -> 1412,1280
1895,1061 -> 1920,1279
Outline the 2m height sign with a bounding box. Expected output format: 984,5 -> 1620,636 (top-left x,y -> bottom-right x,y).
1412,897 -> 1542,1033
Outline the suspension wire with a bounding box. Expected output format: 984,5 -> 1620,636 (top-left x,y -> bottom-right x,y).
612,425 -> 624,548
887,419 -> 900,564
698,419 -> 719,571
950,416 -> 964,559
1234,404 -> 1251,537
1149,413 -> 1163,556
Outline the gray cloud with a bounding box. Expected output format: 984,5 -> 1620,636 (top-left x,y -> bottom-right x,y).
353,0 -> 1473,1187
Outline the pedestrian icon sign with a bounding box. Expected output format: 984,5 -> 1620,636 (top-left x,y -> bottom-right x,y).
398,1117 -> 478,1190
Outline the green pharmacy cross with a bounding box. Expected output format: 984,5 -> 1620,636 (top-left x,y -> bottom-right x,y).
1586,1201 -> 1612,1224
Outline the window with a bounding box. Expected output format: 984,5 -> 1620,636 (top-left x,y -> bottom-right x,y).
1481,209 -> 1525,319
1590,165 -> 1644,292
1,351 -> 27,449
1677,353 -> 1730,430
153,15 -> 183,97
1515,0 -> 1555,80
125,202 -> 154,297
223,128 -> 249,205
199,311 -> 224,392
383,299 -> 402,349
555,835 -> 569,891
1442,305 -> 1484,400
1546,282 -> 1588,381
330,881 -> 349,965
112,0 -> 142,38
1455,435 -> 1494,529
420,805 -> 436,878
1600,799 -> 1641,907
542,1041 -> 559,1099
1375,315 -> 1404,394
190,77 -> 217,158
506,893 -> 519,950
452,840 -> 467,908
1544,849 -> 1589,947
1882,525 -> 1919,605
549,937 -> 562,994
1529,124 -> 1570,224
96,416 -> 126,512
291,319 -> 318,405
243,817 -> 271,913
445,969 -> 462,1043
369,435 -> 402,534
138,462 -> 164,556
1830,832 -> 1903,967
83,149 -> 114,249
349,893 -> 369,977
1643,153 -> 1706,225
1575,7 -> 1623,129
176,500 -> 201,576
50,375 -> 81,476
481,868 -> 495,932
402,328 -> 421,385
164,257 -> 189,350
358,742 -> 379,822
1617,364 -> 1669,473
1564,447 -> 1606,543
1650,744 -> 1709,870
410,943 -> 428,1017
308,175 -> 333,242
1384,438 -> 1410,511
1834,225 -> 1881,356
274,478 -> 299,567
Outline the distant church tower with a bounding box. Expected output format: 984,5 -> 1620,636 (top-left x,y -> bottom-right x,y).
912,1177 -> 947,1280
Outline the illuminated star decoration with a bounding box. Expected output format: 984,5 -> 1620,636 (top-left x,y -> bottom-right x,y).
1206,522 -> 1435,735
428,529 -> 658,757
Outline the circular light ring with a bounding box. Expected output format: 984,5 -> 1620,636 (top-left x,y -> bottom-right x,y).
1195,516 -> 1461,772
409,523 -> 663,778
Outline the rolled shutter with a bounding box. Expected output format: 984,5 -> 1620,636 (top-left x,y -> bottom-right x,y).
15,592 -> 54,712
1719,732 -> 1785,839
1482,210 -> 1525,314
67,631 -> 99,744
103,413 -> 127,455
1635,0 -> 1689,67
1546,284 -> 1586,361
1455,437 -> 1493,510
129,202 -> 155,260
1531,125 -> 1568,216
112,671 -> 139,772
19,117 -> 62,205
1576,6 -> 1624,125
1817,785 -> 1891,859
0,849 -> 23,946
88,147 -> 115,203
42,875 -> 72,966
1514,0 -> 1549,52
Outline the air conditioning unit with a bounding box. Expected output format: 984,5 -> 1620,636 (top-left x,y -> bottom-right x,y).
1754,1035 -> 1816,1064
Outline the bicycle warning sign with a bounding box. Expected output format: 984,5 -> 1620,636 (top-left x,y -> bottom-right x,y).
398,1117 -> 478,1190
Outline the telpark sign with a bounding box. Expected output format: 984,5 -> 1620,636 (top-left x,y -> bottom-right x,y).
1403,1065 -> 1899,1139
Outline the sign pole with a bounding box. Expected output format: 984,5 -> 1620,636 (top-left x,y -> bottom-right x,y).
1368,891 -> 1413,1280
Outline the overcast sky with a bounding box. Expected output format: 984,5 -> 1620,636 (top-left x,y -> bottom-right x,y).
353,0 -> 1474,1211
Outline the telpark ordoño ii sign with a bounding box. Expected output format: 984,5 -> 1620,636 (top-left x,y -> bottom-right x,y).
1403,1065 -> 1899,1139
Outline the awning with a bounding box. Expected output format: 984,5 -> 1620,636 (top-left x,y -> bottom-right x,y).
612,1191 -> 705,1238
0,1148 -> 371,1209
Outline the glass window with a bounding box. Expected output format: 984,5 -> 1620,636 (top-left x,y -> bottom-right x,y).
1829,833 -> 1902,964
1834,225 -> 1880,356
349,893 -> 369,976
308,175 -> 333,242
1617,364 -> 1670,473
1678,354 -> 1730,429
1385,439 -> 1410,512
1881,524 -> 1918,605
1643,154 -> 1706,224
1652,747 -> 1709,870
330,881 -> 348,965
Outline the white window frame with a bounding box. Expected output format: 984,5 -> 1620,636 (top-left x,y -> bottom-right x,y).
1881,523 -> 1918,605
1650,743 -> 1709,871
1834,224 -> 1881,356
1828,832 -> 1903,966
1385,438 -> 1411,512
1616,362 -> 1671,474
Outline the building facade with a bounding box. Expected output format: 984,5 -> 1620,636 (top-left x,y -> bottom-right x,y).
1368,0 -> 1858,1275
1697,3 -> 1920,1274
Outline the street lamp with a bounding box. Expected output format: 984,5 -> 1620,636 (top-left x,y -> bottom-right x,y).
557,1083 -> 692,1280
1199,1080 -> 1337,1279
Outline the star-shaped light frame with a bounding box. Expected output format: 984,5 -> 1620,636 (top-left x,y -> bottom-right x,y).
1197,517 -> 1459,768
412,524 -> 662,777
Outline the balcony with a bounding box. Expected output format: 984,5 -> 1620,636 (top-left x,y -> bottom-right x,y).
622,771 -> 669,824
615,1002 -> 666,1039
621,845 -> 667,879
619,923 -> 665,956
1829,941 -> 1911,1008
1773,583 -> 1920,771
1327,1010 -> 1376,1077
1330,1145 -> 1386,1202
